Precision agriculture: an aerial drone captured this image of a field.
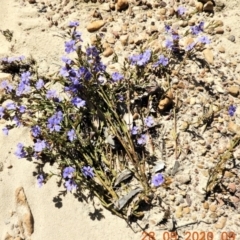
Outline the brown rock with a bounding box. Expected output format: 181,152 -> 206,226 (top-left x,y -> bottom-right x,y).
209,204 -> 217,212
120,35 -> 128,46
218,46 -> 225,53
158,90 -> 173,110
3,233 -> 14,240
227,85 -> 239,97
228,183 -> 236,193
183,207 -> 190,214
203,48 -> 214,65
203,202 -> 209,209
102,47 -> 114,57
213,20 -> 224,27
228,122 -> 240,135
87,20 -> 105,32
203,1 -> 214,12
15,187 -> 34,237
116,0 -> 128,11
214,217 -> 227,229
230,196 -> 239,203
175,206 -> 183,218
215,27 -> 224,34
28,0 -> 36,3
195,2 -> 203,12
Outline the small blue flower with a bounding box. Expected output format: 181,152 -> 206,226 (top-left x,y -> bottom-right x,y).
191,22 -> 204,35
228,105 -> 237,117
82,166 -> 94,178
67,129 -> 77,142
112,72 -> 124,82
63,166 -> 75,179
177,6 -> 186,15
18,105 -> 26,113
165,39 -> 174,49
129,49 -> 151,66
153,55 -> 168,67
144,116 -> 155,127
71,97 -> 86,108
137,134 -> 147,145
34,139 -> 47,152
131,126 -> 138,135
15,143 -> 27,159
46,90 -> 58,99
185,42 -> 196,51
6,102 -> 16,110
0,107 -> 4,118
198,35 -> 210,44
61,56 -> 72,65
1,80 -> 13,93
69,21 -> 79,27
65,40 -> 76,54
152,173 -> 164,187
31,125 -> 41,137
2,126 -> 8,136
65,179 -> 77,191
37,174 -> 44,188
36,79 -> 44,90
13,116 -> 21,127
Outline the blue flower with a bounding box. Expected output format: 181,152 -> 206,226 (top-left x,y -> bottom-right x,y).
13,116 -> 21,127
63,166 -> 75,179
18,105 -> 26,113
1,80 -> 13,93
177,6 -> 186,15
15,143 -> 27,159
144,116 -> 155,127
191,22 -> 204,35
129,49 -> 151,66
185,42 -> 196,51
60,66 -> 70,77
65,40 -> 76,54
131,126 -> 138,135
0,107 -> 4,118
86,46 -> 99,57
198,35 -> 210,44
228,105 -> 237,117
165,39 -> 174,49
112,72 -> 124,82
36,79 -> 44,90
65,179 -> 77,191
46,90 -> 58,99
82,166 -> 94,178
34,139 -> 47,152
67,129 -> 77,142
6,102 -> 16,110
31,125 -> 41,137
37,174 -> 44,188
164,24 -> 171,33
73,31 -> 82,40
137,134 -> 147,145
153,55 -> 168,67
152,173 -> 164,187
71,97 -> 86,108
61,56 -> 72,65
47,111 -> 63,132
69,21 -> 79,27
2,126 -> 8,136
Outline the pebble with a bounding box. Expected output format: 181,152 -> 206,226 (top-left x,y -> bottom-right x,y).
228,35 -> 236,42
87,20 -> 105,32
175,206 -> 183,218
227,85 -> 239,97
102,47 -> 114,57
203,202 -> 209,209
215,217 -> 227,229
203,48 -> 214,64
120,35 -> 128,46
203,1 -> 214,12
209,204 -> 217,212
175,174 -> 191,184
218,46 -> 225,53
215,27 -> 224,34
116,0 -> 129,11
195,2 -> 203,12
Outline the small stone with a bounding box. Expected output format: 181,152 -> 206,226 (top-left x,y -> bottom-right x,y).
209,204 -> 217,212
158,89 -> 173,110
218,46 -> 225,53
120,35 -> 128,46
158,8 -> 166,15
203,1 -> 214,12
195,2 -> 203,12
203,202 -> 209,209
224,170 -> 235,178
116,0 -> 128,11
214,216 -> 227,229
213,20 -> 224,27
183,207 -> 190,214
230,196 -> 239,203
175,206 -> 183,218
175,174 -> 191,184
228,35 -> 236,42
227,85 -> 239,97
102,47 -> 114,57
215,27 -> 224,34
87,20 -> 105,32
169,195 -> 175,201
28,0 -> 36,3
203,48 -> 214,65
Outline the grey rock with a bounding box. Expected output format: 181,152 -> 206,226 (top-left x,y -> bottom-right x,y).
228,35 -> 236,42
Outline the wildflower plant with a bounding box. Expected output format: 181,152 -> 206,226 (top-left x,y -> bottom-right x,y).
0,20 -> 214,220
